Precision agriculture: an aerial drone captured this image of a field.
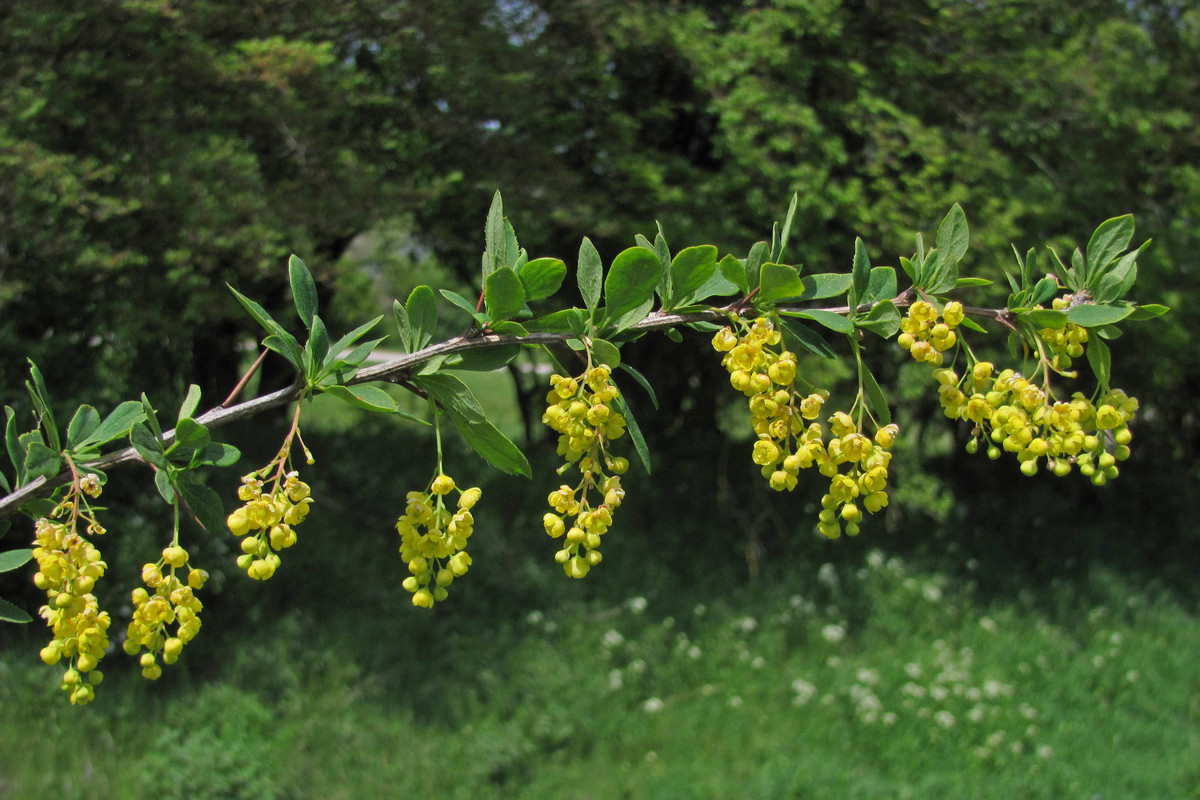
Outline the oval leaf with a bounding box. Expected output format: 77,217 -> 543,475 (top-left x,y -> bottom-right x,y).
783,309 -> 854,335
406,286 -> 439,352
485,267 -> 526,322
519,258 -> 567,301
1065,303 -> 1134,327
0,596 -> 32,623
0,548 -> 33,572
289,254 -> 318,329
758,262 -> 807,304
67,405 -> 101,449
604,247 -> 662,321
667,245 -> 718,308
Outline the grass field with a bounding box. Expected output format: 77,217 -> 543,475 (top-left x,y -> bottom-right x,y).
2,537 -> 1196,799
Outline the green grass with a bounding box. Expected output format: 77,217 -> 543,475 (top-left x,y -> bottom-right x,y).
2,544 -> 1197,799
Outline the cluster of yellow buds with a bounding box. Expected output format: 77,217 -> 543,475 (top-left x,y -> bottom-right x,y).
541,363 -> 629,578
226,468 -> 313,580
897,300 -> 965,365
935,361 -> 1137,482
542,365 -> 628,465
811,414 -> 899,539
397,474 -> 481,608
31,474 -> 110,704
1037,300 -> 1090,372
123,545 -> 208,679
544,474 -> 624,578
713,318 -> 898,538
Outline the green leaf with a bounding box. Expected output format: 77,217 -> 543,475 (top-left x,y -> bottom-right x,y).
327,317 -> 384,366
936,204 -> 970,266
863,267 -> 897,305
417,356 -> 448,376
154,469 -> 174,505
664,327 -> 683,343
617,363 -> 658,410
177,476 -> 226,534
745,241 -> 769,292
5,407 -> 24,486
604,247 -> 662,322
417,373 -> 485,423
503,219 -> 520,270
393,299 -> 412,352
1126,304 -> 1169,321
23,438 -> 60,480
443,408 -> 531,477
168,418 -> 211,457
440,289 -> 486,322
860,364 -> 891,427
445,345 -> 522,372
779,318 -> 836,359
798,272 -> 853,301
667,245 -> 718,309
262,333 -> 305,372
0,548 -> 33,572
66,406 -> 101,449
484,190 -> 504,278
899,256 -> 918,284
851,237 -> 871,307
955,277 -> 993,288
525,308 -> 589,334
489,321 -> 529,337
856,301 -> 901,338
1029,276 -> 1059,307
307,316 -> 331,375
924,250 -> 959,295
135,394 -> 160,442
612,394 -> 651,475
130,423 -> 169,471
960,317 -> 988,334
230,282 -> 298,345
757,262 -> 807,304
718,253 -> 748,294
1022,309 -> 1068,329
1085,215 -> 1134,282
774,192 -> 800,263
26,360 -> 60,452
178,385 -> 202,424
1065,303 -> 1134,327
484,267 -> 526,322
1086,334 -> 1112,386
322,385 -> 410,418
518,258 -> 567,301
578,237 -> 603,315
0,596 -> 31,623
406,286 -> 439,351
74,400 -> 145,451
590,338 -> 621,369
782,309 -> 854,335
606,297 -> 654,334
289,254 -> 318,329
197,442 -> 241,468
688,268 -> 741,304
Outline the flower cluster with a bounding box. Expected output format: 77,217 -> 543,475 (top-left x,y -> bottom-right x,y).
897,300 -> 965,365
1038,321 -> 1088,373
31,474 -> 110,704
935,362 -> 1137,482
397,474 -> 481,608
123,545 -> 208,679
541,364 -> 628,578
713,318 -> 898,538
226,468 -> 313,580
